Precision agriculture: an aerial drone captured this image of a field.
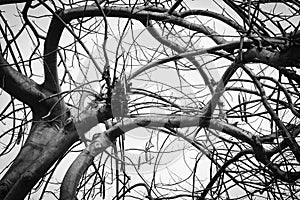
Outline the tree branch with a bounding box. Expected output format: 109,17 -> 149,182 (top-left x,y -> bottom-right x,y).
180,9 -> 245,32
167,0 -> 184,15
242,65 -> 300,164
143,20 -> 214,93
43,4 -> 229,84
0,51 -> 45,108
0,0 -> 32,5
244,45 -> 300,68
60,115 -> 254,199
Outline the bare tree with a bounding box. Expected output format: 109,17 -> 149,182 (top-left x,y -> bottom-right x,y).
0,0 -> 300,199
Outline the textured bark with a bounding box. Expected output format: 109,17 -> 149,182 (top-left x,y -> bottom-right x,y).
0,53 -> 45,108
4,122 -> 78,200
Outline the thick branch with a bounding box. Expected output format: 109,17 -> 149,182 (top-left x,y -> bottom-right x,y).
60,150 -> 94,200
0,52 -> 45,107
244,45 -> 300,68
1,104 -> 111,200
60,115 -> 254,199
43,5 -> 229,87
0,121 -> 62,200
60,133 -> 111,200
167,0 -> 184,14
0,0 -> 31,5
43,9 -> 67,93
3,124 -> 78,200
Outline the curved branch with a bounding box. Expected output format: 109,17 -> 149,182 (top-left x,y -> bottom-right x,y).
143,20 -> 214,93
242,65 -> 300,164
43,4 -> 292,92
128,40 -> 252,80
60,150 -> 94,200
180,9 -> 245,32
60,115 -> 254,199
223,0 -> 270,36
200,149 -> 253,199
43,9 -> 66,93
42,4 -> 230,93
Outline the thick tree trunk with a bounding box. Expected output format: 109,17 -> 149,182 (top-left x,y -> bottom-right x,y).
0,100 -> 78,200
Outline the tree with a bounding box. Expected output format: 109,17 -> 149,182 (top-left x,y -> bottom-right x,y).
0,0 -> 300,199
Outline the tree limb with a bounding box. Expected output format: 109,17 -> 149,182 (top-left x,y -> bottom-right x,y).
60,115 -> 254,199
0,51 -> 45,108
0,0 -> 32,5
